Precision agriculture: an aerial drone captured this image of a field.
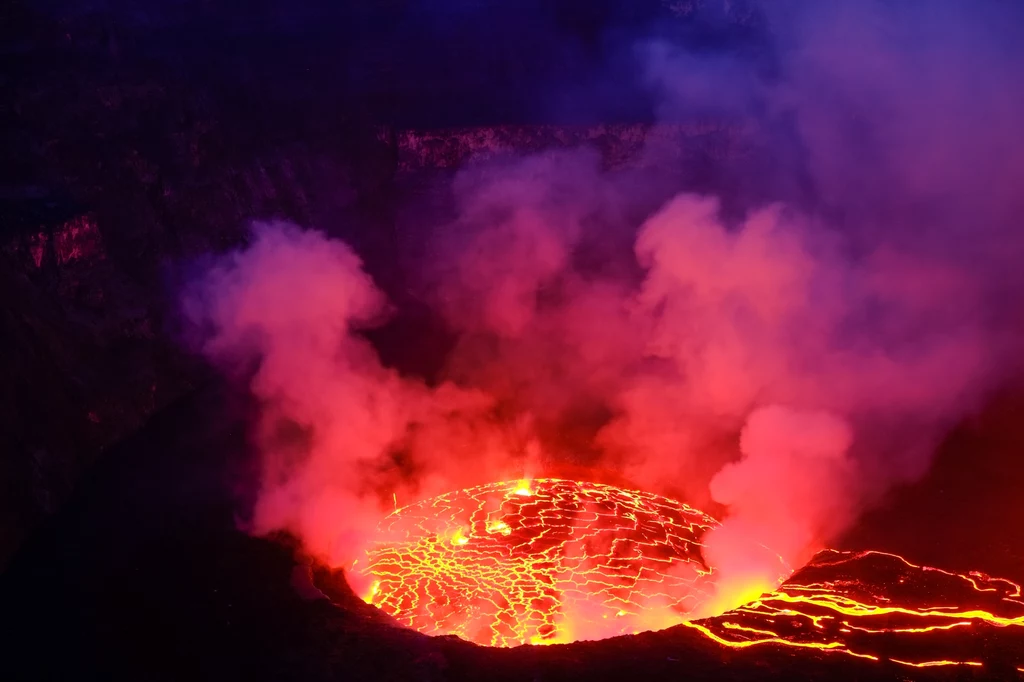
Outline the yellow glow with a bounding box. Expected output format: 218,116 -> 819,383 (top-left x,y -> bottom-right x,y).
361,580 -> 381,604
513,479 -> 532,496
354,480 -> 1024,668
360,479 -> 719,647
486,520 -> 511,535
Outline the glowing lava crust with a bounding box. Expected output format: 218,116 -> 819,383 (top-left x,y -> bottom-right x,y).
690,549 -> 1024,669
351,478 -> 1024,670
355,478 -> 768,646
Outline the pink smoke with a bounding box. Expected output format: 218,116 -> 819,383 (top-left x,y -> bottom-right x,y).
181,0 -> 1024,620
181,222 -> 523,578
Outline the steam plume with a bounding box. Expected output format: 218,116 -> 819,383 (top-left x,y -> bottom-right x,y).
182,0 -> 1024,617
181,222 -> 518,577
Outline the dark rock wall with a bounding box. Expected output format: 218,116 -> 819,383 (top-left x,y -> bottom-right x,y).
1,3 -> 385,567
394,122 -> 747,173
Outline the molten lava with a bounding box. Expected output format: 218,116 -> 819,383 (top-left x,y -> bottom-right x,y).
354,478 -> 785,646
349,478 -> 1024,670
690,549 -> 1024,669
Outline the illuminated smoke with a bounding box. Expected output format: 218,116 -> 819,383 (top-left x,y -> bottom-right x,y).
619,0 -> 1024,605
181,222 -> 522,581
181,0 -> 1024,635
181,221 -> 403,567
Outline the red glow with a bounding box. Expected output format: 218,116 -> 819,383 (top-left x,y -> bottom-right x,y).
351,479 -> 1024,670
353,478 -> 787,646
688,549 -> 1024,669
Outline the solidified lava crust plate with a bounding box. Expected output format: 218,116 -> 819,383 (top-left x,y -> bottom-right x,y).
350,479 -> 1024,672
358,478 -> 729,647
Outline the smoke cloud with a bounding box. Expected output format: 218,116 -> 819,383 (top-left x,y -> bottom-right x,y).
181,222 -> 522,583
182,0 -> 1024,617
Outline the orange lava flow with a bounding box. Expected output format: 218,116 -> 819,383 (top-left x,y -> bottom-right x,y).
354,478 -> 781,646
352,478 -> 1024,670
688,549 -> 1024,669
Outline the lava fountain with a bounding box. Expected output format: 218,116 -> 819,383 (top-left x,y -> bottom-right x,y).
349,478 -> 789,646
